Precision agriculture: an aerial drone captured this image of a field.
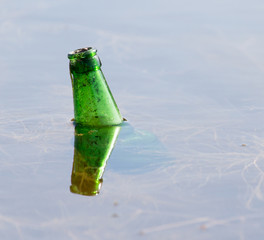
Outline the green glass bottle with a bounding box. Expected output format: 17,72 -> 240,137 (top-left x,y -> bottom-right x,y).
68,47 -> 123,126
70,125 -> 120,196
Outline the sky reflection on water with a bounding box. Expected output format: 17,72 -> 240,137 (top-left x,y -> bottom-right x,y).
1,0 -> 264,239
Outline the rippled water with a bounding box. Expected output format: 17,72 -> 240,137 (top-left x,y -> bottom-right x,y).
1,0 -> 264,239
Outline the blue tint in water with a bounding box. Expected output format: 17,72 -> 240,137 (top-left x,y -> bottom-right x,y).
109,123 -> 172,173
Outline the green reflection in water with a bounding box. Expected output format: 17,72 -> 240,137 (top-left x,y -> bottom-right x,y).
70,125 -> 120,196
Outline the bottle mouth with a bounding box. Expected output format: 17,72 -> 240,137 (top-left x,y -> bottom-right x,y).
68,47 -> 97,60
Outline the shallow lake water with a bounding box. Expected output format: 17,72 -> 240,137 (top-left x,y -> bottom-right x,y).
1,0 -> 264,239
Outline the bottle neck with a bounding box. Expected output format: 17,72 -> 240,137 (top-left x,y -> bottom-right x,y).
68,47 -> 102,73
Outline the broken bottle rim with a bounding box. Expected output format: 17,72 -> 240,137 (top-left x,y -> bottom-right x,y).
68,47 -> 97,60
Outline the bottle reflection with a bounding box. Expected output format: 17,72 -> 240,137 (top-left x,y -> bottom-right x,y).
70,125 -> 120,196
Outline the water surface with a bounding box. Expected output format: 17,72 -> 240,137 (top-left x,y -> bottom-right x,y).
1,0 -> 264,239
